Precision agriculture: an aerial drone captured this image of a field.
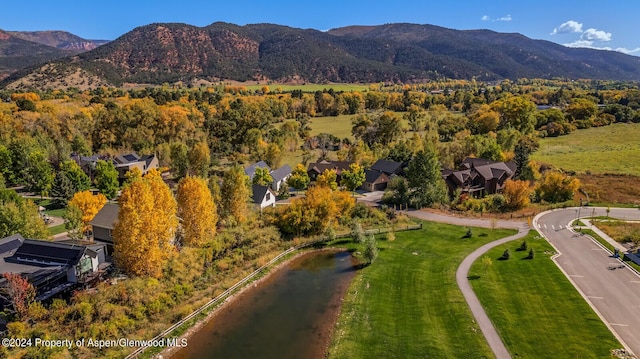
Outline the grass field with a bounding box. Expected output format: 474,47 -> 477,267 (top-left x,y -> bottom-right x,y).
532,123 -> 640,175
48,223 -> 66,236
469,231 -> 621,358
243,83 -> 371,92
328,222 -> 517,358
309,114 -> 357,140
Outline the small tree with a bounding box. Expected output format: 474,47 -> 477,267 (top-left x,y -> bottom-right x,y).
364,234 -> 379,264
324,226 -> 336,241
341,163 -> 366,192
0,273 -> 35,320
519,240 -> 528,251
527,247 -> 535,259
287,163 -> 310,191
63,204 -> 83,240
94,160 -> 119,199
482,255 -> 493,274
351,221 -> 366,244
501,249 -> 511,260
462,228 -> 473,238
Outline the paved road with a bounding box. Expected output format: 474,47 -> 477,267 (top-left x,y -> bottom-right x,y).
406,209 -> 528,359
534,207 -> 640,356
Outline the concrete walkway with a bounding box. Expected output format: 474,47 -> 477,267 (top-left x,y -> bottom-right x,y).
405,209 -> 529,359
456,228 -> 528,359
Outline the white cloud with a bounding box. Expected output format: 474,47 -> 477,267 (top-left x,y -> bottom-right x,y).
497,14 -> 512,22
564,40 -> 594,48
582,28 -> 612,42
481,15 -> 490,21
564,40 -> 640,55
551,20 -> 583,35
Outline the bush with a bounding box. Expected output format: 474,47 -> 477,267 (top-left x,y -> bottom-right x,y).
527,247 -> 535,259
518,240 -> 528,251
462,228 -> 473,238
500,249 -> 511,260
364,235 -> 379,264
386,231 -> 395,242
351,222 -> 366,244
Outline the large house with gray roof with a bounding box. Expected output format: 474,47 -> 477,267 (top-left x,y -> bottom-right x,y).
442,157 -> 516,197
0,234 -> 110,304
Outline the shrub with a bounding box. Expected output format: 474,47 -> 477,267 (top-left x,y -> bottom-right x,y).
500,249 -> 511,260
519,240 -> 528,251
527,247 -> 535,259
351,222 -> 366,244
386,231 -> 396,242
462,228 -> 473,238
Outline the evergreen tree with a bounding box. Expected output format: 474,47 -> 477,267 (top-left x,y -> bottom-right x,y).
50,172 -> 75,207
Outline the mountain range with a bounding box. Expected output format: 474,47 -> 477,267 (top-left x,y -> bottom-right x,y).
2,22 -> 640,89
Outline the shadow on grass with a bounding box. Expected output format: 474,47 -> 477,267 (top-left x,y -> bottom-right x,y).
467,275 -> 481,280
333,239 -> 352,246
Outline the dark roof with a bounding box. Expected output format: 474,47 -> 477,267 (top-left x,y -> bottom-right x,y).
245,161 -> 270,180
141,154 -> 157,167
6,240 -> 87,267
460,157 -> 500,170
114,153 -> 141,165
89,203 -> 119,230
364,169 -> 389,184
307,161 -> 353,175
370,160 -> 403,175
270,164 -> 292,182
0,234 -> 24,255
251,184 -> 272,204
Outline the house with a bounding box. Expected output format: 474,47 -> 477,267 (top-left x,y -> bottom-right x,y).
442,157 -> 516,197
0,235 -> 110,303
70,153 -> 105,180
89,203 -> 119,251
307,161 -> 353,181
270,164 -> 292,192
251,184 -> 276,210
113,153 -> 159,182
370,159 -> 404,176
244,161 -> 271,182
360,169 -> 390,192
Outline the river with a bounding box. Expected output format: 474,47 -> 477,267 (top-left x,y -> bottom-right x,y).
170,250 -> 357,359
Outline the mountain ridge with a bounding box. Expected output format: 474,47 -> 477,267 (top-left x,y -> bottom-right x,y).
2,22 -> 640,89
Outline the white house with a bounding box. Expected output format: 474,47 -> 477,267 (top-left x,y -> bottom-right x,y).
251,184 -> 277,209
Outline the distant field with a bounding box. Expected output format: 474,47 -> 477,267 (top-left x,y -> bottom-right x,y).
309,114 -> 357,140
470,232 -> 621,358
532,123 -> 640,175
243,83 -> 371,92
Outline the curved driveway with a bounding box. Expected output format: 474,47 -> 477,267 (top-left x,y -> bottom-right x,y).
535,207 -> 640,356
406,210 -> 528,359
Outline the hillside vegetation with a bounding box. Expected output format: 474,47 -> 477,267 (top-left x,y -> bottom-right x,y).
4,22 -> 640,89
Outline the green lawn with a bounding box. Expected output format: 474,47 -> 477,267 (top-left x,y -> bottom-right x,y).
309,114 -> 357,140
532,123 -> 640,175
328,222 -> 517,359
469,231 -> 621,358
48,223 -> 66,236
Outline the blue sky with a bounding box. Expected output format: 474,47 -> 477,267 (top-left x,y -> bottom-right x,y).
1,0 -> 638,55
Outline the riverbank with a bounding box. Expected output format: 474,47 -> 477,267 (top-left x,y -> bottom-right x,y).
158,248 -> 354,359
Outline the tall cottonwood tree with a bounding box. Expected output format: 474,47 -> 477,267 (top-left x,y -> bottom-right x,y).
406,145 -> 448,208
113,170 -> 177,278
176,176 -> 217,247
221,166 -> 251,224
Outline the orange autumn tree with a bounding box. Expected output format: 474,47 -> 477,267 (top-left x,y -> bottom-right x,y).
113,169 -> 177,278
176,176 -> 217,247
503,179 -> 532,210
0,273 -> 35,320
68,191 -> 107,232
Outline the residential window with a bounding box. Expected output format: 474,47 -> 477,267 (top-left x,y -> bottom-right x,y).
266,193 -> 271,201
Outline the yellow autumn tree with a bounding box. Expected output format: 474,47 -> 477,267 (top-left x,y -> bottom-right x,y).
68,191 -> 107,232
221,166 -> 251,224
113,169 -> 177,278
503,179 -> 532,210
176,176 -> 217,247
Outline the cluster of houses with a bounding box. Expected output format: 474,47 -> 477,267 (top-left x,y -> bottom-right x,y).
0,153 -> 516,309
